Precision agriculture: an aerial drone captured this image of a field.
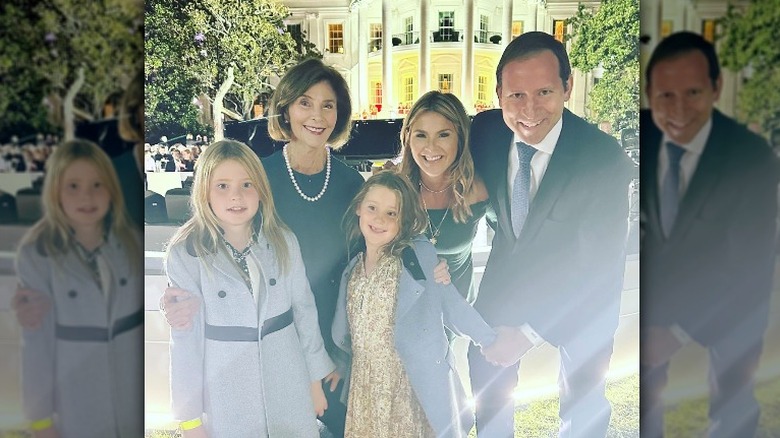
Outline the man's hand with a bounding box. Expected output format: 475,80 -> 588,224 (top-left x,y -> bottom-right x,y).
323,370 -> 341,392
11,286 -> 51,330
481,326 -> 534,367
160,287 -> 200,330
433,258 -> 451,285
311,381 -> 328,417
641,326 -> 683,367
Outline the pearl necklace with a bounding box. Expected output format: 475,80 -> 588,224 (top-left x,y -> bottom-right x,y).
283,144 -> 331,202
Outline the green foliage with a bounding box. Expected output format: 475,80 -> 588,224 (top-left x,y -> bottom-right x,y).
566,0 -> 640,138
0,0 -> 143,139
718,1 -> 780,130
0,3 -> 48,139
145,0 -> 321,140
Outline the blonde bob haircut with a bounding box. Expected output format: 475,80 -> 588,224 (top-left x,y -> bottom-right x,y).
267,58 -> 353,149
166,139 -> 291,273
398,91 -> 477,223
20,139 -> 141,273
343,171 -> 427,258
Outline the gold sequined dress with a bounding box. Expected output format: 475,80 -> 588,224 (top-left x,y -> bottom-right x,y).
344,253 -> 436,438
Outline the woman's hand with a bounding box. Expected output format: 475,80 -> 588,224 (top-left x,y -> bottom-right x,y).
323,370 -> 341,392
159,287 -> 200,330
433,258 -> 451,285
11,286 -> 50,330
311,381 -> 328,417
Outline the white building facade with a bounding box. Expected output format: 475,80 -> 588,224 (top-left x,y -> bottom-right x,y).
282,0 -> 601,118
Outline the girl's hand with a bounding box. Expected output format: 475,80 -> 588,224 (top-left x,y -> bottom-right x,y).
11,285 -> 51,330
311,381 -> 328,417
433,258 -> 451,285
159,287 -> 199,330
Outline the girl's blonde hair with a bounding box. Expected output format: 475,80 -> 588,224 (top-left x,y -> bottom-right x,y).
398,90 -> 477,223
344,171 -> 427,258
166,139 -> 291,273
20,139 -> 141,273
267,58 -> 352,149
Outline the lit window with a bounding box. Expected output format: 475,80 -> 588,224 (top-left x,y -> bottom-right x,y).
329,23 -> 344,54
369,23 -> 382,52
438,74 -> 453,93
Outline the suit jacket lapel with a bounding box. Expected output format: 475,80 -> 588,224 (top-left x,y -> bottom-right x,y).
514,110 -> 576,247
642,123 -> 663,238
489,129 -> 514,236
671,113 -> 730,238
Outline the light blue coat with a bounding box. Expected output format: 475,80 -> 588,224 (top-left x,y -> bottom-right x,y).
165,229 -> 334,438
332,236 -> 497,438
15,231 -> 144,438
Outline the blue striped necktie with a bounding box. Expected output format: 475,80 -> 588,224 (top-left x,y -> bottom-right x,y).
512,142 -> 537,237
661,142 -> 685,237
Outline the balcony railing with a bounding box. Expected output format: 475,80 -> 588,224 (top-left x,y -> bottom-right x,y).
373,29 -> 503,50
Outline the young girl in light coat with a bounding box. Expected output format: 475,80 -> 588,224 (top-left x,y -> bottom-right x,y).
15,139 -> 143,438
165,140 -> 334,437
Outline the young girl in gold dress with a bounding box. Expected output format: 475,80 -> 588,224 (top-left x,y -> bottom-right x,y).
332,171 -> 498,438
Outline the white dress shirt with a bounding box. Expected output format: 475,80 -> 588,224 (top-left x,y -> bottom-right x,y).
656,116 -> 713,346
507,116 -> 563,201
657,117 -> 711,198
505,116 -> 564,347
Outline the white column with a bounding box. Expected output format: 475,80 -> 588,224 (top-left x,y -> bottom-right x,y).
306,12 -> 320,49
530,2 -> 538,31
381,0 -> 394,117
639,0 -> 661,109
502,0 -> 513,47
419,0 -> 431,94
358,7 -> 369,114
461,0 -> 475,112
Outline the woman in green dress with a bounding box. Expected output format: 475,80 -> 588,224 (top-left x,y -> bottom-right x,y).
398,91 -> 489,304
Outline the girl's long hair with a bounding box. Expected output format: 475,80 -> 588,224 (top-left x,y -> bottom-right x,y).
19,139 -> 141,273
166,140 -> 291,273
398,90 -> 477,223
343,171 -> 427,258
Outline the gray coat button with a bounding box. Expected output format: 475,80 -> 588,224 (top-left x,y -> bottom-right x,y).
218,291 -> 227,298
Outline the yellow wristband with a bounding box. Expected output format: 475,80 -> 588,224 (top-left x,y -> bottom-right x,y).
180,417 -> 202,430
30,417 -> 53,431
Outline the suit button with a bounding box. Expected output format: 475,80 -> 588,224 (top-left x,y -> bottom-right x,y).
119,278 -> 127,286
68,290 -> 77,298
218,291 -> 227,298
269,278 -> 276,286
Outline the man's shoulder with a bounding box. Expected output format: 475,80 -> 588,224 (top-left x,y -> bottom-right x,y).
561,110 -> 624,161
471,109 -> 506,134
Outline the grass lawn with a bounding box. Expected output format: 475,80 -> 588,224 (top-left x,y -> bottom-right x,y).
7,375 -> 640,438
466,373 -> 639,437
664,376 -> 780,438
